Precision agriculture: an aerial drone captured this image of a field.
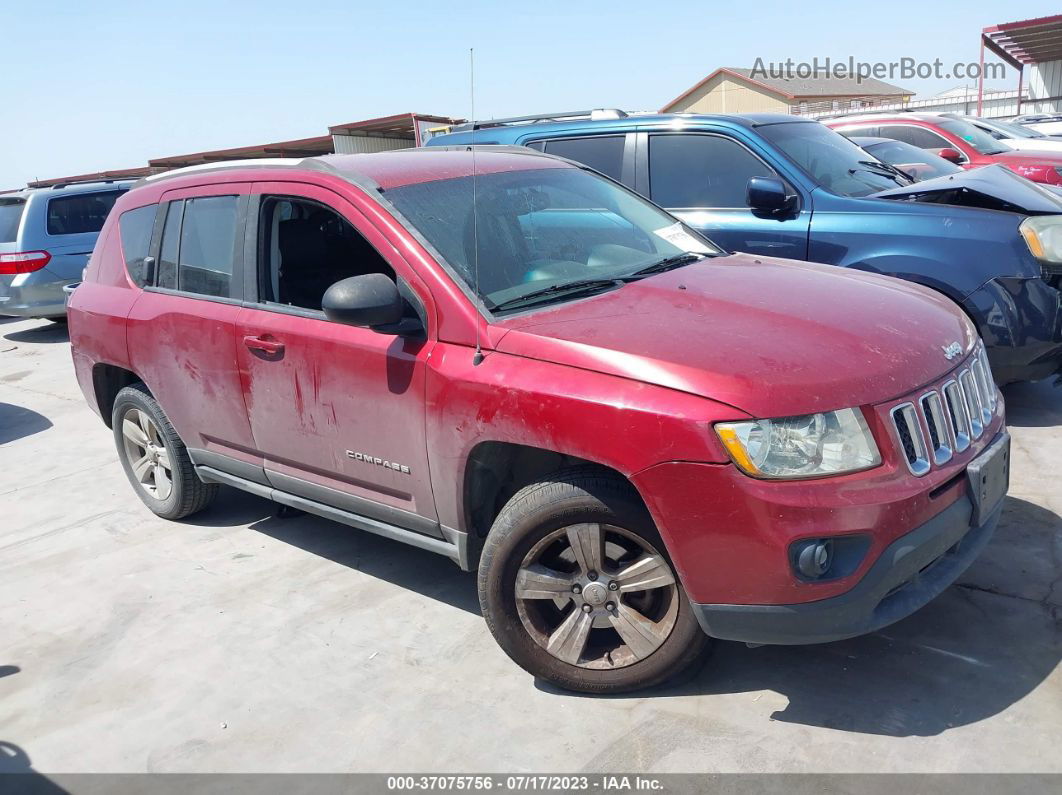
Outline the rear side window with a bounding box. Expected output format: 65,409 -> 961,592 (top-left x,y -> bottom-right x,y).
155,196 -> 238,297
118,205 -> 158,287
535,136 -> 625,181
0,198 -> 25,243
47,190 -> 124,235
156,201 -> 183,290
649,134 -> 776,208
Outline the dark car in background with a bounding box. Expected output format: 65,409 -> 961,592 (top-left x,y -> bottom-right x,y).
0,180 -> 130,319
850,137 -> 962,182
430,111 -> 1062,383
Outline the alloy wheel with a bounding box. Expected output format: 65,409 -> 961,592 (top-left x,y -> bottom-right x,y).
514,523 -> 679,669
120,408 -> 173,501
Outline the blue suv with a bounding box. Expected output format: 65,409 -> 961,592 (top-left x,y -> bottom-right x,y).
429,111 -> 1062,383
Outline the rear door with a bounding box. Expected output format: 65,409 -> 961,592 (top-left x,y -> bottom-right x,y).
126,183 -> 260,473
638,131 -> 811,260
234,181 -> 440,534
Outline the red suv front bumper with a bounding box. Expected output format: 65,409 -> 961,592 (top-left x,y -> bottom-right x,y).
632,367 -> 1007,645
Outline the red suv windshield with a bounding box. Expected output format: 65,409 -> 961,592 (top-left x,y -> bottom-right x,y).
383,167 -> 720,312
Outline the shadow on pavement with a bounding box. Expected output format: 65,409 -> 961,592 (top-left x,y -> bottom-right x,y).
0,742 -> 69,794
1002,379 -> 1062,428
0,404 -> 52,445
2,322 -> 69,345
548,495 -> 1061,737
187,486 -> 480,615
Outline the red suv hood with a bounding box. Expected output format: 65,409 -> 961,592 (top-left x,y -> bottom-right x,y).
494,254 -> 976,418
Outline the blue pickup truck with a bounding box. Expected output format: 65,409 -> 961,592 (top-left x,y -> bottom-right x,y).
429,111 -> 1062,383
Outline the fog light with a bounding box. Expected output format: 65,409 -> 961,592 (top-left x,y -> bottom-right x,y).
789,535 -> 871,583
796,540 -> 833,579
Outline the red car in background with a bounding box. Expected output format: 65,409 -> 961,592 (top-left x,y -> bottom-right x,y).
826,113 -> 1062,187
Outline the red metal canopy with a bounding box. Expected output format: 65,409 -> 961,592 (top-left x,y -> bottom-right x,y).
982,14 -> 1062,67
978,15 -> 1062,115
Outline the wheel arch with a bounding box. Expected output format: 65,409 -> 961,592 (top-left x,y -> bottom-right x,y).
91,362 -> 143,428
462,441 -> 648,541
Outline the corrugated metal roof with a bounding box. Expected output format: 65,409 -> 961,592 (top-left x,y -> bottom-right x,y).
149,135 -> 334,168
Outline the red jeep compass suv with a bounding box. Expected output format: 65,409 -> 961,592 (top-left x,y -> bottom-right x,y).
68,148 -> 1009,692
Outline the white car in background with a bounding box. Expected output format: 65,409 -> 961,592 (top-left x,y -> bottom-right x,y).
955,115 -> 1062,153
1012,114 -> 1062,137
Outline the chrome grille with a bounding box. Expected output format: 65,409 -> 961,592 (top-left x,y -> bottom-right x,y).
889,344 -> 996,476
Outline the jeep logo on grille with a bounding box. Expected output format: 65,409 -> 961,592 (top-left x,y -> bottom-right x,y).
941,342 -> 963,361
346,451 -> 410,474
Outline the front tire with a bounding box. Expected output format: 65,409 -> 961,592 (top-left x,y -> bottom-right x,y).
112,383 -> 217,520
478,467 -> 709,693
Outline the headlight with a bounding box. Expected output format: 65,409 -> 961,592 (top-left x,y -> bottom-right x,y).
716,408 -> 880,480
1020,215 -> 1062,264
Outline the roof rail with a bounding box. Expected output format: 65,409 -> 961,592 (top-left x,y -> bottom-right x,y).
47,178 -> 126,190
449,108 -> 629,133
813,106 -> 919,121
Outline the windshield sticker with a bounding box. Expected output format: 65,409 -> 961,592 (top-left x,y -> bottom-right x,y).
653,223 -> 714,253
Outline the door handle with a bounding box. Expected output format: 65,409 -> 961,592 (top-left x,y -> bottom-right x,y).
243,335 -> 285,355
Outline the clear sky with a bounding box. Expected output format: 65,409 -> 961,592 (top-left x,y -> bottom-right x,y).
3,0 -> 1059,188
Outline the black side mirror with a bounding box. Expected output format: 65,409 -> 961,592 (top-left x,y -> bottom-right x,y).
323,274 -> 404,330
747,177 -> 794,213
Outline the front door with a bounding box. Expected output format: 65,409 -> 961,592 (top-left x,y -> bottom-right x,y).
234,182 -> 440,535
641,131 -> 811,260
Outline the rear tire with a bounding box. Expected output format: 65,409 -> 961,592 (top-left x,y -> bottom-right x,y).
478,466 -> 709,693
112,383 -> 217,520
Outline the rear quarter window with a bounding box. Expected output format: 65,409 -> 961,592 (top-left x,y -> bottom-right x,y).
118,204 -> 158,287
47,190 -> 125,236
0,198 -> 25,242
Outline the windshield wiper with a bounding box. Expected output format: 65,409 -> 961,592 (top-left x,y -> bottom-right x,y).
621,252 -> 706,280
489,278 -> 622,313
852,160 -> 912,183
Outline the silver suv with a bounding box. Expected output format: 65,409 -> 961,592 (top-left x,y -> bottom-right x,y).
0,180 -> 130,319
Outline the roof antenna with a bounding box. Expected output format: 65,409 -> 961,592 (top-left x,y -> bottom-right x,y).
470,47 -> 485,367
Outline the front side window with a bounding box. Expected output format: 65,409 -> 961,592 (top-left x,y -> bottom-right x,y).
383,166 -> 721,314
936,119 -> 1008,155
761,121 -> 912,197
536,136 -> 626,182
649,134 -> 777,208
258,197 -> 396,311
47,190 -> 124,236
118,204 -> 158,287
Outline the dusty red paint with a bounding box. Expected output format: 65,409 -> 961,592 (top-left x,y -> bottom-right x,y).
68,150 -> 1004,607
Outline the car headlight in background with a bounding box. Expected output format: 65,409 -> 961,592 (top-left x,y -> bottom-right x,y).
1020,215 -> 1062,265
716,408 -> 880,479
